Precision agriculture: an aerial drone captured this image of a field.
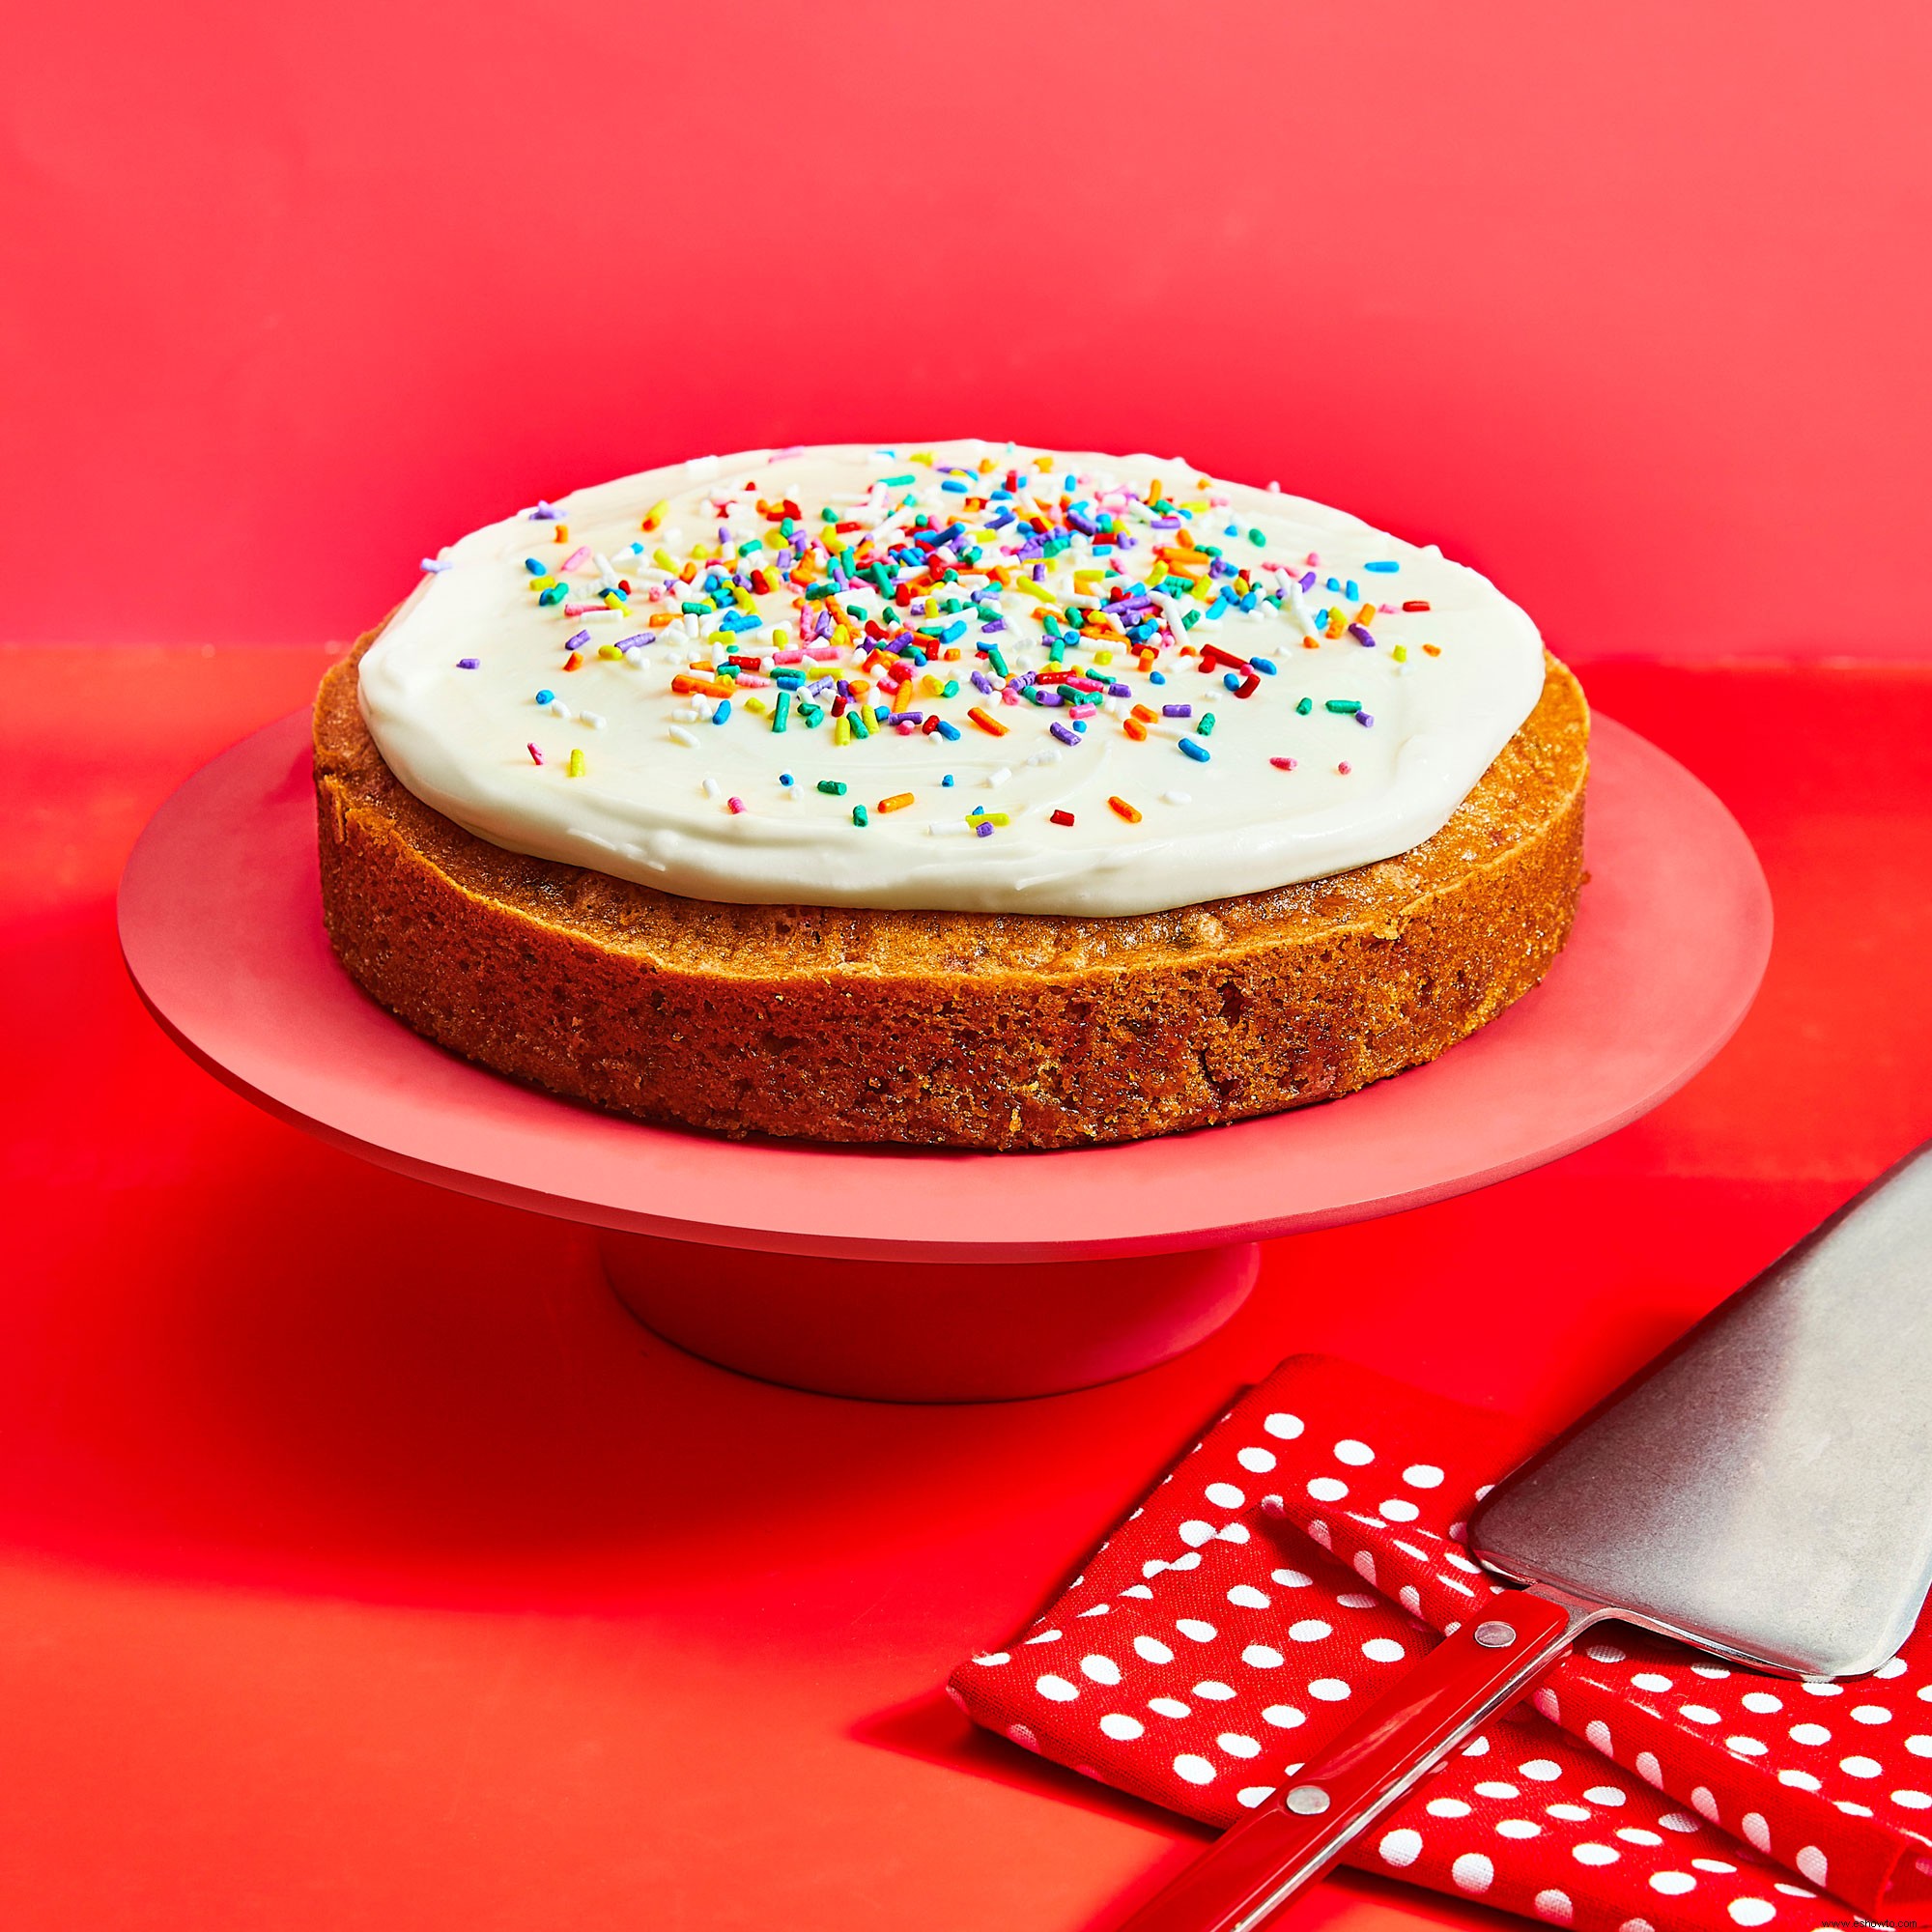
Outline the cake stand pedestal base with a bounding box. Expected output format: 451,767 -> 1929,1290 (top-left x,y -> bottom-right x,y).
600,1234 -> 1262,1402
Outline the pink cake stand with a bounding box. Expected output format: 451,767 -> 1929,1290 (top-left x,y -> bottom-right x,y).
119,711 -> 1768,1403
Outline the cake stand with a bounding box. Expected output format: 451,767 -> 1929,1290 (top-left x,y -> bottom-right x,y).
119,711 -> 1769,1402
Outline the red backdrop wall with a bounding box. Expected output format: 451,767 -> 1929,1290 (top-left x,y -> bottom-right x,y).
6,0 -> 1927,661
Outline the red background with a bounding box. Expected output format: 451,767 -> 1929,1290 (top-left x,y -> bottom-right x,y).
6,6 -> 1932,1929
6,0 -> 1930,659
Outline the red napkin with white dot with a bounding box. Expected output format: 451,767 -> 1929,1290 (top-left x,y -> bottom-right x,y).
948,1356 -> 1932,1932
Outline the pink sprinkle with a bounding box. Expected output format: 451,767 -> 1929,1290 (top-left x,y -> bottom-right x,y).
1269,755 -> 1297,770
773,649 -> 807,665
560,545 -> 591,570
1305,552 -> 1321,567
1337,761 -> 1352,775
727,795 -> 746,813
1001,687 -> 1020,704
526,743 -> 544,765
562,601 -> 610,616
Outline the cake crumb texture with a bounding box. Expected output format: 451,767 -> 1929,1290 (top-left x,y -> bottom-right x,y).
314,636 -> 1588,1149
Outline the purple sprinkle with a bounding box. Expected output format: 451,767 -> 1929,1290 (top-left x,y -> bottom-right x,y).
1108,682 -> 1133,697
1032,562 -> 1046,582
528,501 -> 557,521
421,557 -> 451,573
1036,688 -> 1064,706
971,669 -> 994,694
1298,570 -> 1318,591
1349,623 -> 1377,647
1162,703 -> 1192,719
564,629 -> 590,649
612,634 -> 647,651
975,820 -> 994,837
1049,721 -> 1081,747
1356,711 -> 1375,727
456,657 -> 479,669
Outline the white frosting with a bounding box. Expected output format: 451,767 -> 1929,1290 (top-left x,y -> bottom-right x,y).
357,441 -> 1545,917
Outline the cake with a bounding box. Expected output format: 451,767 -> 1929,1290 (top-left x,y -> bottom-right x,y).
314,441 -> 1587,1149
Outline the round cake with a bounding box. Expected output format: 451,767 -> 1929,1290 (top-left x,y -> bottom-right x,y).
315,440 -> 1588,1149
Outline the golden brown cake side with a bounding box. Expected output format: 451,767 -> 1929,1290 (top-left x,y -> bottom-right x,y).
314,634 -> 1588,1149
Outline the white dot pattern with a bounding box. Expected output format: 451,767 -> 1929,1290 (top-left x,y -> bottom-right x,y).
946,1356 -> 1931,1932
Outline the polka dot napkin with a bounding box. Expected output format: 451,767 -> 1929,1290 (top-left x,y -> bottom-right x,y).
949,1356 -> 1932,1932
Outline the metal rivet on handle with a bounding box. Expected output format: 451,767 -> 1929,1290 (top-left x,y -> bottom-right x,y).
1285,1785 -> 1330,1815
1473,1621 -> 1518,1649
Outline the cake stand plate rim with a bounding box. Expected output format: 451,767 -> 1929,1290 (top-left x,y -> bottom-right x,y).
118,706 -> 1771,1264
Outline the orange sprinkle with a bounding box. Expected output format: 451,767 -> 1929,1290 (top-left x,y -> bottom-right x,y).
967,706 -> 1009,738
1108,795 -> 1143,824
878,792 -> 914,813
1422,643 -> 1442,656
563,652 -> 582,671
554,524 -> 570,544
1122,717 -> 1148,741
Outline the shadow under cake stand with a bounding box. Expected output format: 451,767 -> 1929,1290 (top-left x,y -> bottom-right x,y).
119,712 -> 1769,1402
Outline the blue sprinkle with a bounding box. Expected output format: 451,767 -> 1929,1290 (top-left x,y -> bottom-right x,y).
1325,576 -> 1342,593
1179,737 -> 1210,763
936,719 -> 961,741
942,774 -> 955,786
780,772 -> 794,785
713,700 -> 731,724
535,689 -> 554,704
940,478 -> 969,494
524,557 -> 548,575
1150,670 -> 1167,685
1250,657 -> 1277,674
1345,580 -> 1359,602
1364,560 -> 1400,573
1223,672 -> 1241,693
456,657 -> 479,669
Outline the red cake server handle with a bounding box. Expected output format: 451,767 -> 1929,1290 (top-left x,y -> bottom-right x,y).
1118,1587 -> 1598,1932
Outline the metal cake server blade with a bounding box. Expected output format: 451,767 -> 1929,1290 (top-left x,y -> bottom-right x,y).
1117,1140 -> 1932,1932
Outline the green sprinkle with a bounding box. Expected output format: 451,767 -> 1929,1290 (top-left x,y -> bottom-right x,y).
941,678 -> 959,697
1199,711 -> 1216,737
848,708 -> 870,740
773,692 -> 790,733
1325,698 -> 1362,714
1247,528 -> 1266,547
986,643 -> 1009,678
817,779 -> 847,796
1295,696 -> 1313,715
1182,610 -> 1201,629
852,804 -> 869,827
800,701 -> 825,726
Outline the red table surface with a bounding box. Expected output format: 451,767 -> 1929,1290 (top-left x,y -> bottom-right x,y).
2,645 -> 1929,1932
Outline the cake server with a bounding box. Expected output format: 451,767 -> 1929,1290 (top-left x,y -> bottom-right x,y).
1118,1138 -> 1932,1932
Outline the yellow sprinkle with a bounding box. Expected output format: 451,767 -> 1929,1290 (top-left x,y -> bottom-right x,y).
598,644 -> 622,660
966,810 -> 1010,826
745,696 -> 769,716
835,715 -> 852,746
832,624 -> 851,648
652,548 -> 676,571
1012,579 -> 1057,604
530,577 -> 556,593
921,674 -> 944,696
567,748 -> 586,778
1094,649 -> 1114,666
640,499 -> 668,531
910,450 -> 934,466
772,627 -> 790,649
1392,644 -> 1408,663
